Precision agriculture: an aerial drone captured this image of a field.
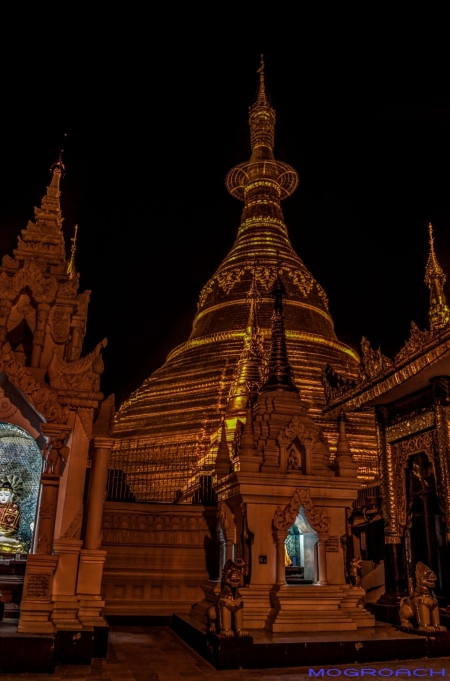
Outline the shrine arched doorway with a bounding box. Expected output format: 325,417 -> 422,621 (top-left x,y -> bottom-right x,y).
0,422 -> 42,555
404,450 -> 449,600
285,508 -> 317,584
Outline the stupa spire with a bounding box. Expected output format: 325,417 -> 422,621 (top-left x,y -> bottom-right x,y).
260,261 -> 298,393
227,266 -> 265,413
425,223 -> 450,331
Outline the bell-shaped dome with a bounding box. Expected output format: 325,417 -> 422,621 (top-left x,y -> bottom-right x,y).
113,63 -> 376,496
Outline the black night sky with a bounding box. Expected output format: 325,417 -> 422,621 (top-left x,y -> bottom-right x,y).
2,16 -> 450,405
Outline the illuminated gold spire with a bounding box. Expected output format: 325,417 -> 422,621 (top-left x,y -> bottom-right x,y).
425,223 -> 450,331
227,267 -> 265,413
67,224 -> 79,279
254,54 -> 270,109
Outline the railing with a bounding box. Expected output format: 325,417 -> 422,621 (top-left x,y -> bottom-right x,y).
107,439 -> 217,505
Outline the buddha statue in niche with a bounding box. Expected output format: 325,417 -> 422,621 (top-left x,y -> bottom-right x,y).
0,480 -> 24,553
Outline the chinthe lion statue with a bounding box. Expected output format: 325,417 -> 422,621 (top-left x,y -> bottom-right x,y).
399,562 -> 445,631
208,556 -> 249,637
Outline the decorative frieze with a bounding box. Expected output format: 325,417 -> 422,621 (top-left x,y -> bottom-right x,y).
386,411 -> 435,443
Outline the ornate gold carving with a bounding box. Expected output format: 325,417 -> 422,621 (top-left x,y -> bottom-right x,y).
48,338 -> 107,392
277,414 -> 317,446
322,364 -> 358,405
199,264 -> 318,309
431,382 -> 450,529
395,322 -> 431,364
0,343 -> 68,423
425,224 -> 450,331
272,488 -> 330,533
360,336 -> 393,381
392,431 -> 435,529
386,411 -> 435,443
376,409 -> 398,537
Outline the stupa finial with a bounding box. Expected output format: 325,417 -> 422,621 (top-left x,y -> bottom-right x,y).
260,267 -> 298,393
425,223 -> 450,331
254,54 -> 269,108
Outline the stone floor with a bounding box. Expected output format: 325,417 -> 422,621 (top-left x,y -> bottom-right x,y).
1,626 -> 450,680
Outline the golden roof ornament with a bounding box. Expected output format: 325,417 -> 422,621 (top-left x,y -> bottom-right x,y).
425,223 -> 450,331
67,224 -> 78,279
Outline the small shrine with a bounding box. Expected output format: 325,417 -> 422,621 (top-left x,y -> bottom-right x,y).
0,156 -> 112,671
190,267 -> 374,634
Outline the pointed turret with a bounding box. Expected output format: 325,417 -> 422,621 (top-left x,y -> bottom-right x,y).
12,153 -> 67,267
333,411 -> 358,478
260,265 -> 298,393
425,223 -> 450,331
215,421 -> 232,479
227,268 -> 265,413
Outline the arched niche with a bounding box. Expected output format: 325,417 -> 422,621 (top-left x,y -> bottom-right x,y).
285,508 -> 317,582
0,422 -> 42,554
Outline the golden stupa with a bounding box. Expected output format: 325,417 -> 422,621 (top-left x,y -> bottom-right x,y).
112,59 -> 377,501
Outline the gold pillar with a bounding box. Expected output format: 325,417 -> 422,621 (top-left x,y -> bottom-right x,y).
431,377 -> 450,540
376,407 -> 398,538
84,437 -> 113,550
273,529 -> 288,585
316,533 -> 329,585
31,302 -> 50,368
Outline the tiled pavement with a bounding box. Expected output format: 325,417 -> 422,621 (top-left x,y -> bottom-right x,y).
2,627 -> 450,681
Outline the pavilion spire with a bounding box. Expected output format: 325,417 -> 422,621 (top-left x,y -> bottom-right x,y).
260,260 -> 298,393
425,223 -> 450,331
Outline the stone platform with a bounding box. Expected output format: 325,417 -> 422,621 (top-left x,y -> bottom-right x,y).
0,617 -> 109,673
172,612 -> 450,670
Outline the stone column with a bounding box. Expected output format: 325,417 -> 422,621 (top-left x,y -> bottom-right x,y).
316,533 -> 329,585
31,302 -> 50,368
84,437 -> 113,550
77,437 -> 113,627
52,538 -> 83,629
273,530 -> 288,585
18,424 -> 70,634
